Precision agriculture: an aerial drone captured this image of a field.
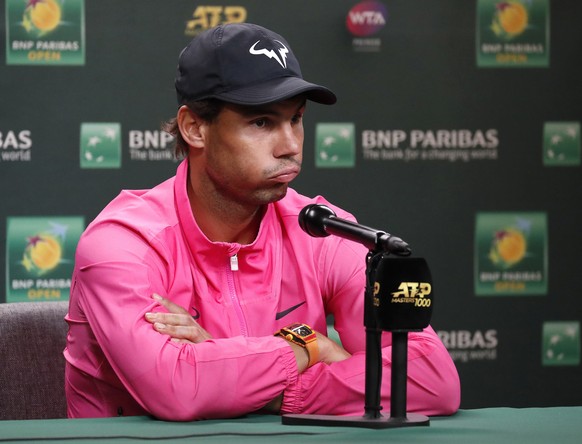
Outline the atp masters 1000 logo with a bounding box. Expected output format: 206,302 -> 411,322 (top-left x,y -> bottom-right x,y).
474,212 -> 548,296
5,0 -> 85,65
6,216 -> 84,302
184,5 -> 247,36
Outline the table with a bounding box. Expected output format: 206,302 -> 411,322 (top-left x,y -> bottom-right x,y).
0,407 -> 580,443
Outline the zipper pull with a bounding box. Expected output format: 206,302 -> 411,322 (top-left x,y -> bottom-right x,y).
230,254 -> 239,271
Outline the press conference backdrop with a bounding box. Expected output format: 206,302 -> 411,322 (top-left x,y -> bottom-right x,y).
1,0 -> 580,409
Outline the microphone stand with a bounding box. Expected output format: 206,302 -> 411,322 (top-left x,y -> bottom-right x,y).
362,251 -> 429,426
282,245 -> 430,428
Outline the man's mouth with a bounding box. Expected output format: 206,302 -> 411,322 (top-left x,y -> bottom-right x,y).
269,165 -> 300,183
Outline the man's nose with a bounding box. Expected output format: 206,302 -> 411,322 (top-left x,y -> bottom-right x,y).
275,125 -> 303,157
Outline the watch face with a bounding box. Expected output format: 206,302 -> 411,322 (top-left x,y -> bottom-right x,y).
291,324 -> 313,336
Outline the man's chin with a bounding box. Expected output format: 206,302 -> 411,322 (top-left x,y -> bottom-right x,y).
259,184 -> 289,205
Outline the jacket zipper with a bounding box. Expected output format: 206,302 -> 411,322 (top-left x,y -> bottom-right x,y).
226,254 -> 248,336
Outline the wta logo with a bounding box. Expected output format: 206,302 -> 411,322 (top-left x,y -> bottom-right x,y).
346,1 -> 388,37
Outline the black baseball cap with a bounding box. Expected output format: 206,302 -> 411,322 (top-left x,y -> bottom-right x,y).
175,23 -> 336,106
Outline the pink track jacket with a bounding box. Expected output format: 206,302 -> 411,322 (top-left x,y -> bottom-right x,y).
64,159 -> 460,420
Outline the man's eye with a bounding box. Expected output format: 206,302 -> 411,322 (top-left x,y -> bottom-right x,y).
254,119 -> 267,128
292,114 -> 303,124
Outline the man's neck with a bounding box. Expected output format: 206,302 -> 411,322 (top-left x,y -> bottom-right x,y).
187,177 -> 264,245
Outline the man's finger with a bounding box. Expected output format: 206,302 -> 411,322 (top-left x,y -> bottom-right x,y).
152,293 -> 190,315
145,312 -> 194,327
153,322 -> 208,343
171,338 -> 195,344
147,294 -> 213,342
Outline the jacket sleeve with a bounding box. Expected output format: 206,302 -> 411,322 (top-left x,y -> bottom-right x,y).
70,223 -> 298,421
280,237 -> 461,416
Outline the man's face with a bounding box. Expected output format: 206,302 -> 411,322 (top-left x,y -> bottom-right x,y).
200,96 -> 306,207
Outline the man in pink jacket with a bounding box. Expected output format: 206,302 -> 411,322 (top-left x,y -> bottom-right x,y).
64,23 -> 460,421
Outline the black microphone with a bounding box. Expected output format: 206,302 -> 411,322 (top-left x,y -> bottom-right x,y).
298,204 -> 411,255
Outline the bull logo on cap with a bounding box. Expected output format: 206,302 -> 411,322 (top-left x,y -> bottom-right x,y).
249,40 -> 289,68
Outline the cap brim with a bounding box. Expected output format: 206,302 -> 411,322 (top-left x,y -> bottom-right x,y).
211,76 -> 337,106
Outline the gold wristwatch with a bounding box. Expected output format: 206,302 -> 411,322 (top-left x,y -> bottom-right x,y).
275,323 -> 319,368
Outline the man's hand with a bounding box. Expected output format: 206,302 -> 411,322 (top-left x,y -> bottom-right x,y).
145,294 -> 212,344
268,331 -> 351,414
278,330 -> 351,374
315,332 -> 351,364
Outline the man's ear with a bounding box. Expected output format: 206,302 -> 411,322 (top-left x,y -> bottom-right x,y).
177,105 -> 206,149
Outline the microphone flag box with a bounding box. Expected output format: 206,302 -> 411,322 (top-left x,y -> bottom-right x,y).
372,257 -> 433,332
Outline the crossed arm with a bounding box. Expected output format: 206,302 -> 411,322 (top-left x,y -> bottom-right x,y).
144,293 -> 352,412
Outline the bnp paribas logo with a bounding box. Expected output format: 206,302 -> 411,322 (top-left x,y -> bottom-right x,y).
476,0 -> 550,68
474,212 -> 548,296
5,0 -> 85,65
543,122 -> 581,167
315,123 -> 355,168
80,123 -> 122,169
5,216 -> 84,303
542,322 -> 580,366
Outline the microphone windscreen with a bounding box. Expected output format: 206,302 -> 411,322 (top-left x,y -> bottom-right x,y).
298,204 -> 335,237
